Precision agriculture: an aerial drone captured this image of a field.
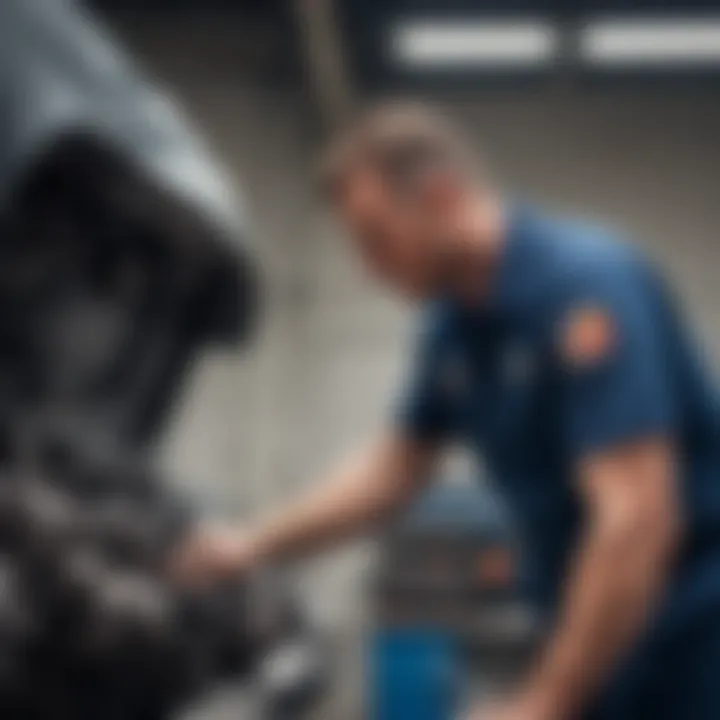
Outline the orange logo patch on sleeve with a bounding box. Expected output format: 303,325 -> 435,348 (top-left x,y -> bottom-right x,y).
560,306 -> 617,367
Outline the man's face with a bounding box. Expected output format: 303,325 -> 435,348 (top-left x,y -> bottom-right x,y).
333,168 -> 455,298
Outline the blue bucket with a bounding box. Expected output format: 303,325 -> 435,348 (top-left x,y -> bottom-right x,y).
369,629 -> 464,720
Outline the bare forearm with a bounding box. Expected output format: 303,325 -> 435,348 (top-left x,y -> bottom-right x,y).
251,436 -> 433,564
250,464 -> 393,562
527,522 -> 678,719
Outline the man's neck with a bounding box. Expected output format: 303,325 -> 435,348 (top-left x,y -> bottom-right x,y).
448,193 -> 506,306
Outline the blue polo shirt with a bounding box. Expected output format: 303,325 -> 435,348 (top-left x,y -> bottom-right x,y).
398,206 -> 720,625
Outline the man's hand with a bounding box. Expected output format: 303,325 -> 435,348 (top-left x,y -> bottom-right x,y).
171,526 -> 259,586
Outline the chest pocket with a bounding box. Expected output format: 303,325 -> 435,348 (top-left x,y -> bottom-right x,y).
485,341 -> 549,465
441,341 -> 534,448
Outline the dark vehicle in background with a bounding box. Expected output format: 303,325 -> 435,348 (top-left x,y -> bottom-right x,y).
375,479 -> 541,684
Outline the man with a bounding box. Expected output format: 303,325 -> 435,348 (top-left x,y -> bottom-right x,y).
174,103 -> 720,719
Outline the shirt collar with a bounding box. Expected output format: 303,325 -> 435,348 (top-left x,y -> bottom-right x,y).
482,202 -> 540,319
436,202 -> 543,328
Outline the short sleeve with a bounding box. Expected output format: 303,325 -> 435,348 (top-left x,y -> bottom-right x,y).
555,263 -> 677,458
395,310 -> 456,443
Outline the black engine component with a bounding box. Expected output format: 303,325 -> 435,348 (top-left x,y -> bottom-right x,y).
0,1 -> 327,719
0,441 -> 325,720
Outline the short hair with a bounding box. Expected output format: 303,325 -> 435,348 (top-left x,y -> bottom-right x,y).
318,101 -> 476,201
